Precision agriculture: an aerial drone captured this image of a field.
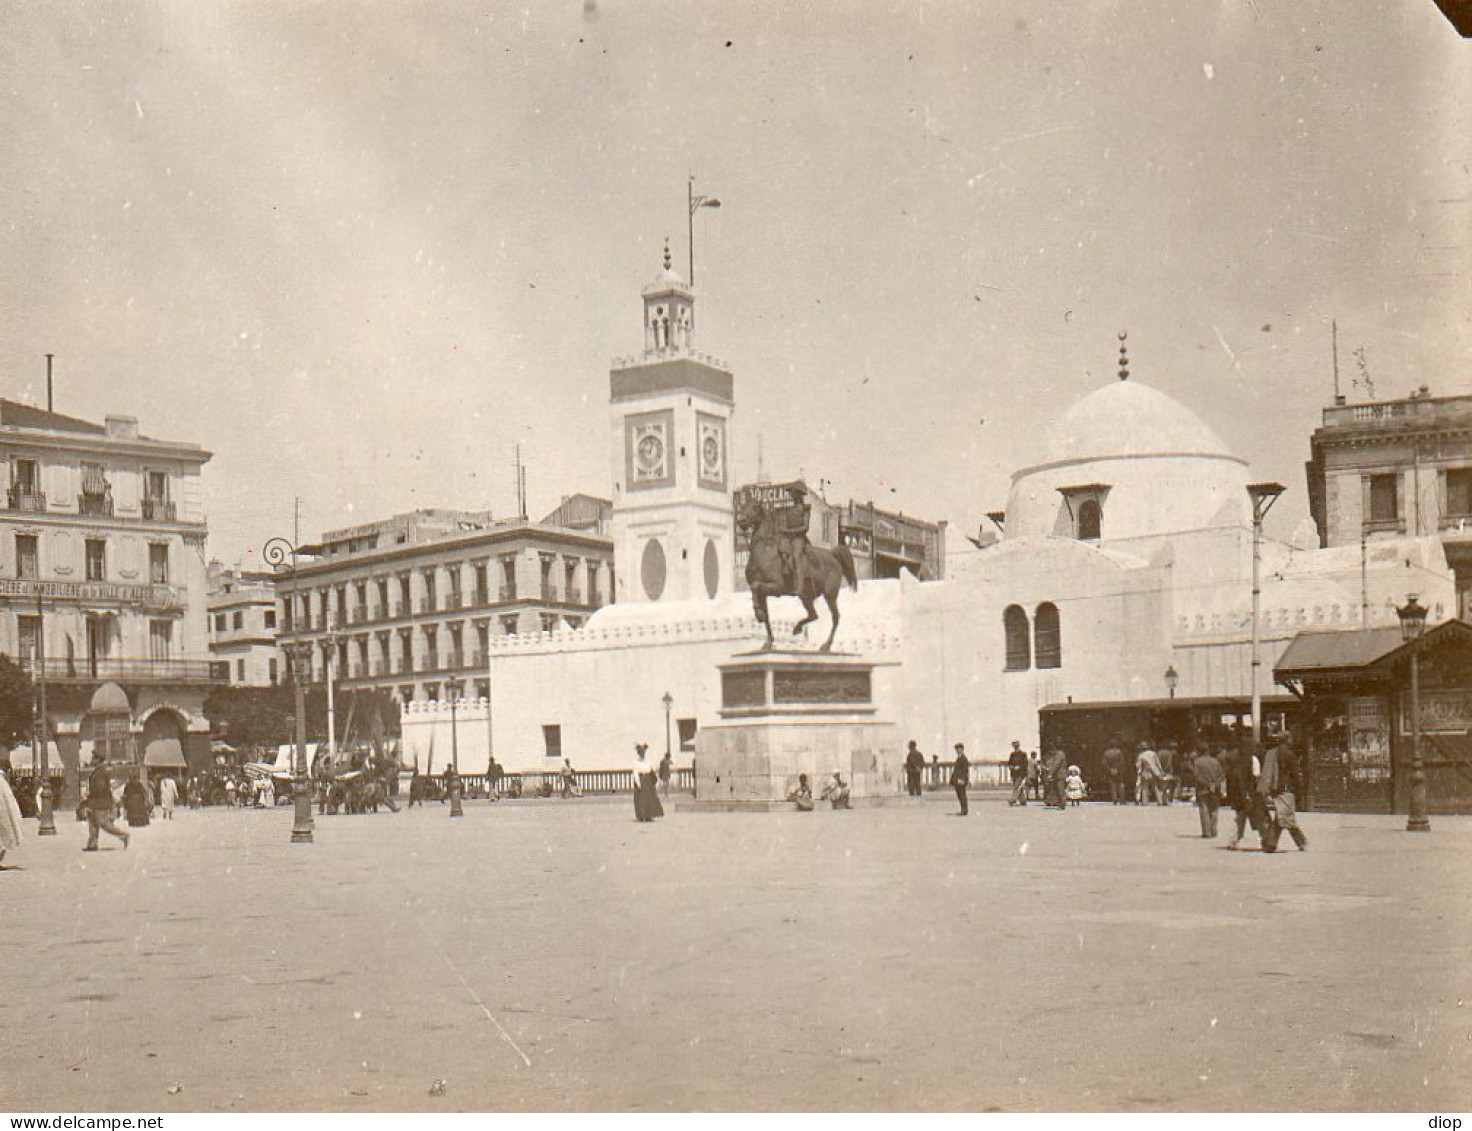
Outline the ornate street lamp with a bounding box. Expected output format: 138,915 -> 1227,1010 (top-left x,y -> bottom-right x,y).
662,690 -> 674,769
1397,594 -> 1430,833
1246,482 -> 1286,747
266,537 -> 314,844
445,676 -> 464,818
32,589 -> 55,836
1164,665 -> 1179,699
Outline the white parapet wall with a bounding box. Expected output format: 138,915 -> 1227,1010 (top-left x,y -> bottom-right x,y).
400,592 -> 906,775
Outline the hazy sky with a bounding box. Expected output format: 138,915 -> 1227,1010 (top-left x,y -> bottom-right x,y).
1,0 -> 1467,565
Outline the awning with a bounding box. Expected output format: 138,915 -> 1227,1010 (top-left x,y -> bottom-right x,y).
7,742 -> 62,771
144,738 -> 186,768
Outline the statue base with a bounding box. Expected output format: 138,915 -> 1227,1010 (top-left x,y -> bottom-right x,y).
692,649 -> 901,811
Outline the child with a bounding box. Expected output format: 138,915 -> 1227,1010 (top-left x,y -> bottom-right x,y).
1065,765 -> 1086,806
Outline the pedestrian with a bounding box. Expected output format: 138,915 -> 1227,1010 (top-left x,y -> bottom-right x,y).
1007,740 -> 1029,806
487,757 -> 503,801
224,776 -> 237,809
1135,742 -> 1165,805
1258,739 -> 1308,853
561,758 -> 581,799
1102,742 -> 1126,804
1158,744 -> 1178,804
950,742 -> 970,815
1190,746 -> 1225,838
632,743 -> 663,822
1065,764 -> 1086,805
83,752 -> 129,852
904,740 -> 925,797
1027,751 -> 1041,801
159,775 -> 178,820
821,770 -> 852,810
1044,748 -> 1068,809
0,765 -> 22,869
1224,746 -> 1264,850
787,773 -> 815,812
123,776 -> 151,827
657,751 -> 672,796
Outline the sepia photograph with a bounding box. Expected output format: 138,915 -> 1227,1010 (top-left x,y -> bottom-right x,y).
0,0 -> 1469,1117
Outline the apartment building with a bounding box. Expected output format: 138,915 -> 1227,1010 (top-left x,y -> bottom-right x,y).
207,562 -> 281,686
0,398 -> 215,787
274,505 -> 614,703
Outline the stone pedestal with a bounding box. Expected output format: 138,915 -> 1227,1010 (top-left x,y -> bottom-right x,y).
693,650 -> 900,810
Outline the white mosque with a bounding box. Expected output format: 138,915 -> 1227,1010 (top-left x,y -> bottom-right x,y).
401,263 -> 1456,773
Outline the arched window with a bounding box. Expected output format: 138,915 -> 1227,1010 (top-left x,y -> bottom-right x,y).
1035,602 -> 1061,669
1077,499 -> 1102,541
1003,605 -> 1031,671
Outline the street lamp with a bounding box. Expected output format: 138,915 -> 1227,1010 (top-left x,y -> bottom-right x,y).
687,177 -> 721,286
32,589 -> 55,836
1246,482 -> 1286,748
661,690 -> 674,769
1164,665 -> 1179,699
266,537 -> 314,844
1397,594 -> 1430,833
445,677 -> 464,818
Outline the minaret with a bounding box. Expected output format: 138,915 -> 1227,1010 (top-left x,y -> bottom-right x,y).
608,242 -> 735,604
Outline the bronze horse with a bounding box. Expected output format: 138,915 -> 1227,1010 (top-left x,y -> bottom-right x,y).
739,499 -> 858,651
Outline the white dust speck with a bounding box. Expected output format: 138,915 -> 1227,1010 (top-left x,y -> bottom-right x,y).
1210,1018 -> 1219,1028
1018,841 -> 1029,855
353,1011 -> 362,1020
135,99 -> 143,118
1203,63 -> 1214,79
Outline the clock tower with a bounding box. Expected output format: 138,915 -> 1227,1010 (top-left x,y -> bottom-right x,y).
609,244 -> 735,605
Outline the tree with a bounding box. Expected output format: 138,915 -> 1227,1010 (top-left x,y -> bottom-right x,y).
0,654 -> 35,753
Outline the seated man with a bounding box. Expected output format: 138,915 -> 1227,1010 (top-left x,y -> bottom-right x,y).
819,771 -> 852,810
787,773 -> 815,812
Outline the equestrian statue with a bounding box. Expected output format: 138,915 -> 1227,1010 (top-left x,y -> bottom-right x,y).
738,485 -> 857,652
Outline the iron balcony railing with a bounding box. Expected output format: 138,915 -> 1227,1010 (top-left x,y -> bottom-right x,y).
78,492 -> 114,517
20,657 -> 223,683
6,488 -> 45,513
142,497 -> 176,520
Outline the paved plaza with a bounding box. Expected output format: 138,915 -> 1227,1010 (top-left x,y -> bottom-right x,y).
1,795 -> 1468,1112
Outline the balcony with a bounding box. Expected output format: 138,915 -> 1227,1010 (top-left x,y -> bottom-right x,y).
6,487 -> 45,513
142,497 -> 177,521
474,588 -> 490,607
445,651 -> 465,670
78,492 -> 114,518
419,597 -> 437,614
445,592 -> 464,610
20,657 -> 222,684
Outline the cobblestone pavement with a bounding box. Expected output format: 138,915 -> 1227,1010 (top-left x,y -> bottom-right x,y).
1,795 -> 1468,1112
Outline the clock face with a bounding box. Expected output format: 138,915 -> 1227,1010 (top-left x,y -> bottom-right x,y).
697,414 -> 726,488
702,434 -> 720,472
637,433 -> 665,471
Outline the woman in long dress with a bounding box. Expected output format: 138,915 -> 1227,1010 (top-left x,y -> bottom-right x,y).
632,744 -> 663,823
0,766 -> 24,868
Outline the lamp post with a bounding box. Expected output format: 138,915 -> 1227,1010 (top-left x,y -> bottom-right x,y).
1246,482 -> 1286,748
687,177 -> 721,286
32,589 -> 55,836
445,676 -> 464,818
1164,665 -> 1179,700
266,537 -> 314,844
1397,594 -> 1430,833
661,690 -> 674,768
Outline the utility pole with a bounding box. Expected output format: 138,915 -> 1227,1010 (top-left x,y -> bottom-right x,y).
45,353 -> 54,414
688,176 -> 721,287
1247,483 -> 1286,749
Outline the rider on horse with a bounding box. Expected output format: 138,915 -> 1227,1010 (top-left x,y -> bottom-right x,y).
775,484 -> 812,597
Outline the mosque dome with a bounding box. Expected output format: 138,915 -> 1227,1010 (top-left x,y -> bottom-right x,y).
1004,371 -> 1250,546
1045,379 -> 1235,464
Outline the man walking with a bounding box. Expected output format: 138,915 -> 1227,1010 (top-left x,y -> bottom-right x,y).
1190,746 -> 1225,838
1158,744 -> 1178,804
1224,745 -> 1264,850
83,751 -> 129,852
1258,739 -> 1308,852
1044,748 -> 1069,809
1135,742 -> 1165,805
1007,740 -> 1029,806
950,743 -> 970,815
904,740 -> 926,797
1102,742 -> 1125,804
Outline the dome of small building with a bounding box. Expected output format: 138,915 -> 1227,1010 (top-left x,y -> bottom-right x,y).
89,682 -> 131,715
1046,379 -> 1235,464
